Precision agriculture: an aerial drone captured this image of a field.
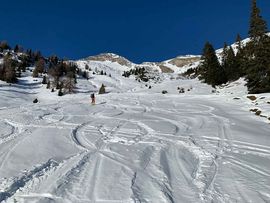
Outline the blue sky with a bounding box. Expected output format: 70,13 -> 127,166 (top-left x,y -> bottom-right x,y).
0,0 -> 269,63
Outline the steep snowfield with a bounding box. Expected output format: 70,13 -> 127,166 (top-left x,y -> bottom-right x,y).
0,58 -> 270,203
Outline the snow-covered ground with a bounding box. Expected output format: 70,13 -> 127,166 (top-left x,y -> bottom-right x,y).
0,59 -> 270,203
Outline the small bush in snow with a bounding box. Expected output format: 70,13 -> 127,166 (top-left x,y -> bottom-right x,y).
177,87 -> 185,93
58,88 -> 64,96
162,90 -> 168,94
47,81 -> 51,89
99,84 -> 106,94
250,109 -> 258,112
32,65 -> 40,78
82,71 -> 87,78
179,88 -> 185,93
42,76 -> 47,84
255,110 -> 262,116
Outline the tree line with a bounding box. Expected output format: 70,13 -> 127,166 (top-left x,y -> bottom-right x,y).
123,67 -> 150,82
198,0 -> 270,94
34,56 -> 78,95
0,41 -> 78,95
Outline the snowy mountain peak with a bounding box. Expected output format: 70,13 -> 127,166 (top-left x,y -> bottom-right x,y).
84,53 -> 132,67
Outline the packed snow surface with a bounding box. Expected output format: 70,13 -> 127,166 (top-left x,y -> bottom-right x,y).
0,59 -> 270,203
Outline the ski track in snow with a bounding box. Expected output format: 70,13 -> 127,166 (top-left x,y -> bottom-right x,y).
1,71 -> 270,202
0,97 -> 269,203
1,97 -> 270,202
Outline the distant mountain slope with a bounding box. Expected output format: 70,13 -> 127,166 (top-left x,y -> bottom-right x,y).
81,53 -> 201,74
84,53 -> 133,67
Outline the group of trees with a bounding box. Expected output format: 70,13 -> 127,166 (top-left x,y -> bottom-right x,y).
46,60 -> 78,95
0,41 -> 11,51
0,42 -> 28,83
0,40 -> 110,97
0,54 -> 17,83
122,67 -> 149,82
198,37 -> 244,86
0,41 -> 25,53
198,0 -> 270,93
38,60 -> 78,96
0,41 -> 48,83
0,40 -> 78,95
199,42 -> 227,86
78,65 -> 111,80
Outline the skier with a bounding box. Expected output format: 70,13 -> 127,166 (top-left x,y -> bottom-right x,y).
91,93 -> 95,104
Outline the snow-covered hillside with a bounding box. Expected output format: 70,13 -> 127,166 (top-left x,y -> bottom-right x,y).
0,53 -> 270,203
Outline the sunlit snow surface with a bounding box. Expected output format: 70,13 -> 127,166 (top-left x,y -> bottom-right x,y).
0,60 -> 270,203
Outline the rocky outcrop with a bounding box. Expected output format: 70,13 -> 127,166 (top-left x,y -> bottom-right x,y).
167,56 -> 200,67
85,53 -> 132,67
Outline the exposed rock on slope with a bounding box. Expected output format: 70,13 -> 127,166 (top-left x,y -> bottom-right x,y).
85,53 -> 132,67
167,56 -> 201,67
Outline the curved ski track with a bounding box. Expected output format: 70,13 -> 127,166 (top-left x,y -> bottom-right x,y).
0,95 -> 269,203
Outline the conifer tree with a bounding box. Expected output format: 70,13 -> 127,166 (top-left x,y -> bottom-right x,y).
34,58 -> 46,75
42,76 -> 47,84
63,71 -> 76,93
249,0 -> 268,41
3,56 -> 17,83
222,43 -> 240,82
245,0 -> 270,93
48,62 -> 65,89
82,71 -> 88,79
13,44 -> 23,53
235,34 -> 246,76
0,41 -> 10,51
199,42 -> 226,86
14,45 -> 19,53
221,42 -> 229,66
236,34 -> 242,47
85,64 -> 90,70
0,64 -> 4,81
47,81 -> 51,89
58,88 -> 63,96
26,49 -> 32,56
246,36 -> 270,93
226,46 -> 239,81
221,43 -> 230,79
99,84 -> 106,94
32,68 -> 39,78
33,51 -> 42,62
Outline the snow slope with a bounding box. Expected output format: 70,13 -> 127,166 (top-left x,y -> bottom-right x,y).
0,57 -> 270,203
